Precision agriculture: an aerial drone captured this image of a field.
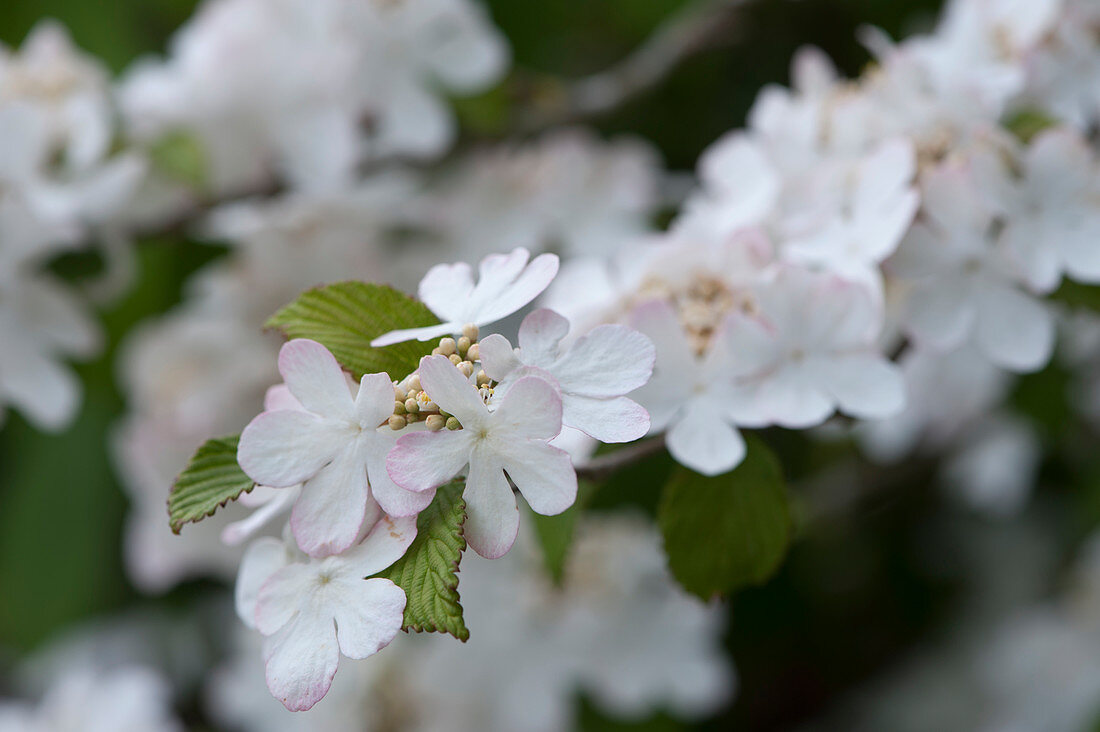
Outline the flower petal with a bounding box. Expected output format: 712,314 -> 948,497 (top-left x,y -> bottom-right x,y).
342,514 -> 419,577
974,283 -> 1055,372
278,339 -> 356,420
477,333 -> 521,382
370,321 -> 458,347
332,578 -> 407,659
562,394 -> 650,443
490,375 -> 562,440
364,430 -> 435,517
666,400 -> 746,476
814,353 -> 906,420
417,354 -> 488,427
517,308 -> 570,364
499,441 -> 577,516
222,487 -> 300,546
263,384 -> 302,412
463,450 -> 519,559
551,324 -> 656,397
238,409 -> 349,486
355,372 -> 399,428
263,612 -> 339,712
234,537 -> 290,629
290,443 -> 370,557
387,429 -> 474,493
471,251 -> 560,325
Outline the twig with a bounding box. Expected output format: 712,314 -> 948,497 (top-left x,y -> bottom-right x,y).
518,0 -> 750,132
575,435 -> 668,481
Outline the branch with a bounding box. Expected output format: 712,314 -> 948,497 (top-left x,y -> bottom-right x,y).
575,435 -> 667,481
518,0 -> 750,132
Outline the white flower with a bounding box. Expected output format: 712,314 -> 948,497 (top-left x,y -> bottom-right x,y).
238,338 -> 430,557
387,354 -> 577,558
782,138 -> 919,283
371,247 -> 559,346
0,665 -> 183,732
235,514 -> 416,711
942,414 -> 1041,517
479,308 -> 654,443
889,158 -> 1056,372
676,133 -> 780,238
723,265 -> 905,428
627,299 -> 747,476
974,127 -> 1100,291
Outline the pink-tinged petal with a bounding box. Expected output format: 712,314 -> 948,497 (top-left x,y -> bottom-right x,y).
562,394 -> 651,443
815,353 -> 906,420
278,340 -> 356,420
364,431 -> 435,517
517,308 -> 570,364
234,537 -> 290,629
418,260 -> 475,320
356,372 -> 399,428
499,442 -> 577,516
342,514 -> 419,577
974,283 -> 1055,373
370,321 -> 458,347
332,578 -> 407,659
463,451 -> 519,559
417,354 -> 488,427
666,401 -> 746,476
222,487 -> 299,546
551,324 -> 655,397
477,333 -> 521,382
387,429 -> 474,492
474,252 -> 560,325
255,563 -> 315,635
627,300 -> 696,420
263,613 -> 339,712
290,444 -> 370,557
490,375 -> 562,441
238,410 -> 348,486
753,363 -> 835,429
263,384 -> 302,412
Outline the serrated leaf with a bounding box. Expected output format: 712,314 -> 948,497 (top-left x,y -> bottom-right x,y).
265,282 -> 440,381
374,480 -> 469,641
658,435 -> 791,600
168,435 -> 254,534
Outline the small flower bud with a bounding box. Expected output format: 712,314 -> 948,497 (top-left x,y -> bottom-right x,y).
431,347 -> 443,356
446,416 -> 462,430
448,353 -> 462,365
457,361 -> 474,378
462,323 -> 479,341
393,385 -> 406,401
388,415 -> 405,431
457,336 -> 471,355
438,409 -> 451,419
476,369 -> 490,386
405,413 -> 418,425
393,400 -> 406,416
439,337 -> 457,356
467,343 -> 480,362
425,414 -> 445,431
404,397 -> 419,414
407,374 -> 421,392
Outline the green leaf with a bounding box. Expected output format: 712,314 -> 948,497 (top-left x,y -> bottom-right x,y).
1051,280 -> 1100,312
658,435 -> 791,600
168,435 -> 253,534
532,481 -> 596,584
374,480 -> 470,641
265,282 -> 440,381
1003,107 -> 1060,144
148,131 -> 207,190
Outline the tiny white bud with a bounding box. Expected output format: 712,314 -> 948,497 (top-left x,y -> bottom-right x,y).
457,361 -> 474,378
467,343 -> 480,362
476,369 -> 490,387
448,353 -> 462,365
446,416 -> 462,431
457,336 -> 471,355
393,385 -> 406,401
462,323 -> 479,341
404,398 -> 419,414
439,337 -> 457,356
426,414 -> 445,431
393,400 -> 406,416
407,374 -> 421,392
388,415 -> 405,431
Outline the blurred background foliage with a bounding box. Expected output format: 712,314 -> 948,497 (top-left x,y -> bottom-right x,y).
18,1 -> 1096,730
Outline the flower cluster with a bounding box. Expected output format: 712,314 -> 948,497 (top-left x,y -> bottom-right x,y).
230,247 -> 655,708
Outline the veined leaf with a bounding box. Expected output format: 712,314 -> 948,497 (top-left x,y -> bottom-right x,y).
265,282 -> 439,381
374,480 -> 469,641
168,435 -> 253,533
658,435 -> 791,600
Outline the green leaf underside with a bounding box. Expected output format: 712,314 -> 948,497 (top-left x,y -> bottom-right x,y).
374,480 -> 470,641
658,435 -> 791,600
168,435 -> 253,534
265,282 -> 440,381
